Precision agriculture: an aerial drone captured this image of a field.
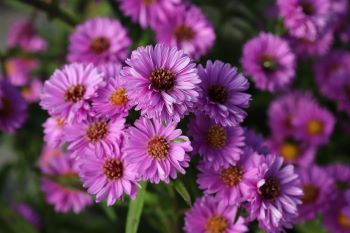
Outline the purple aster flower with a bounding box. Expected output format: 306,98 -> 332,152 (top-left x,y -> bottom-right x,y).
196,60 -> 251,127
40,63 -> 104,123
96,63 -> 122,81
197,148 -> 263,204
22,78 -> 42,103
155,4 -> 216,59
248,154 -> 303,233
78,145 -> 139,206
11,203 -> 41,229
267,137 -> 316,166
7,19 -> 47,52
297,165 -> 336,221
184,196 -> 248,233
123,117 -> 192,184
65,117 -> 125,158
241,32 -> 296,92
323,193 -> 350,233
37,145 -> 63,173
326,163 -> 350,189
119,0 -> 180,29
41,154 -> 93,213
67,17 -> 131,65
120,44 -> 201,123
188,114 -> 244,170
0,80 -> 27,133
5,57 -> 39,86
43,116 -> 66,148
244,128 -> 270,155
277,0 -> 331,41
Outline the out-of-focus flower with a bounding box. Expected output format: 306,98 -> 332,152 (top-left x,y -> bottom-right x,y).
11,203 -> 41,229
5,57 -> 39,86
43,116 -> 66,148
22,78 -> 42,103
244,128 -> 270,155
323,193 -> 350,233
326,163 -> 350,190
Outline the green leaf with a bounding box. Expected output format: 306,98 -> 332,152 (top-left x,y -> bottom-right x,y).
171,138 -> 186,143
126,182 -> 148,233
295,217 -> 328,233
173,180 -> 192,207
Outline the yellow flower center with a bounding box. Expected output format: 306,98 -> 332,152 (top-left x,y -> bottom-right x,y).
280,142 -> 299,161
147,136 -> 170,160
307,119 -> 324,136
338,212 -> 350,229
86,120 -> 108,143
109,88 -> 128,106
220,165 -> 244,186
205,215 -> 228,233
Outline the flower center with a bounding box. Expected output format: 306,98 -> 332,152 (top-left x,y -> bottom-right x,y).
302,184 -> 319,204
55,117 -> 65,128
89,37 -> 110,54
205,215 -> 228,233
64,84 -> 86,103
259,178 -> 281,200
220,165 -> 244,186
86,120 -> 108,143
208,85 -> 229,104
143,0 -> 156,5
280,142 -> 299,161
260,54 -> 277,72
338,212 -> 350,229
307,119 -> 324,136
103,159 -> 123,180
301,1 -> 315,15
147,136 -> 170,160
150,68 -> 176,91
0,97 -> 12,117
109,87 -> 128,106
174,24 -> 195,41
206,125 -> 227,149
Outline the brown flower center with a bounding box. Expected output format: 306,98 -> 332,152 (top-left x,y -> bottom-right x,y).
301,2 -> 315,15
109,88 -> 128,106
205,215 -> 228,233
208,85 -> 229,104
64,84 -> 86,103
86,120 -> 108,143
150,68 -> 176,91
260,54 -> 277,72
280,142 -> 300,161
0,97 -> 12,117
89,37 -> 110,54
206,125 -> 227,149
103,159 -> 123,180
338,212 -> 350,229
302,184 -> 319,204
143,0 -> 156,4
174,24 -> 195,41
220,165 -> 244,186
259,178 -> 281,200
147,136 -> 170,160
307,119 -> 324,136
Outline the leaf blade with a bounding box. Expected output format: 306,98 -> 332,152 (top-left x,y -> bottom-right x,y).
126,182 -> 147,233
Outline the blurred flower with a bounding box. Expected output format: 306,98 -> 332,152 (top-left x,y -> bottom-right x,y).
244,128 -> 270,155
68,17 -> 131,65
38,145 -> 63,173
5,57 -> 39,86
196,60 -> 251,127
155,4 -> 215,59
184,196 -> 248,233
120,44 -> 201,123
96,63 -> 122,81
22,78 -> 42,103
188,114 -> 244,170
241,32 -> 296,92
123,117 -> 192,184
323,192 -> 350,233
11,203 -> 41,229
43,116 -> 66,148
326,163 -> 350,190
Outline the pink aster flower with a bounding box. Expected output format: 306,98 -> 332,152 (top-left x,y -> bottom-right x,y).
297,165 -> 336,221
119,0 -> 180,28
0,80 -> 27,133
96,63 -> 122,81
196,60 -> 251,127
43,116 -> 66,148
78,146 -> 139,206
41,154 -> 93,213
184,196 -> 248,233
65,117 -> 125,158
241,32 -> 296,92
22,78 -> 42,103
277,0 -> 332,41
37,145 -> 63,173
120,44 -> 201,123
67,17 -> 131,65
188,114 -> 244,170
248,154 -> 303,233
40,63 -> 104,123
123,117 -> 192,184
11,203 -> 41,230
197,148 -> 263,204
7,19 -> 47,52
155,4 -> 216,59
5,57 -> 39,86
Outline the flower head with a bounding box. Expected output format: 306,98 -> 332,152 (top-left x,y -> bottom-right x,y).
43,116 -> 66,148
22,78 -> 42,103
244,128 -> 270,155
5,57 -> 39,86
323,192 -> 350,233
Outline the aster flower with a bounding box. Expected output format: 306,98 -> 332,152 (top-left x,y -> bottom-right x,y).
5,57 -> 39,86
297,165 -> 336,221
323,193 -> 350,233
244,128 -> 270,155
97,63 -> 122,81
65,117 -> 125,158
197,148 -> 263,204
184,196 -> 248,233
248,154 -> 303,233
241,32 -> 296,92
277,0 -> 331,41
67,17 -> 131,65
7,19 -> 47,52
22,78 -> 42,103
120,44 -> 201,123
0,80 -> 27,133
326,163 -> 350,189
37,145 -> 63,173
40,63 -> 104,123
41,155 -> 93,213
188,114 -> 244,170
196,60 -> 251,127
11,203 -> 41,229
78,145 -> 139,206
43,116 -> 66,148
123,117 -> 192,184
155,5 -> 215,59
119,0 -> 180,29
